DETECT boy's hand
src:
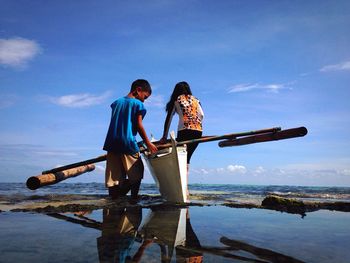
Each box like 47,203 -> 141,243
146,142 -> 158,154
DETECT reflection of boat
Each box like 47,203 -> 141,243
139,208 -> 203,262
141,208 -> 187,249
142,133 -> 188,203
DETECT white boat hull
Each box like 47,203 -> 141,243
143,138 -> 188,203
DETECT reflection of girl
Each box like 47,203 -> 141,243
176,209 -> 203,262
160,81 -> 204,165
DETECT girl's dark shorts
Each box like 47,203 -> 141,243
177,129 -> 202,164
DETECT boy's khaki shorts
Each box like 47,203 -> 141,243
105,152 -> 144,187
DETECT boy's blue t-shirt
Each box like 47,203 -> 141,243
103,97 -> 146,154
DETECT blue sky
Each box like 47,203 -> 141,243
1,0 -> 350,186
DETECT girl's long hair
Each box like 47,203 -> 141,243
165,81 -> 192,112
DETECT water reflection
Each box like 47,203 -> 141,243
139,208 -> 203,262
48,207 -> 305,263
97,206 -> 143,262
93,207 -> 202,262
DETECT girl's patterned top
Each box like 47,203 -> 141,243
173,94 -> 204,131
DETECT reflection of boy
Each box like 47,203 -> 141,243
103,79 -> 157,200
97,207 -> 142,263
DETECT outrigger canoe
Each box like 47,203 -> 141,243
27,127 -> 308,203
143,133 -> 188,203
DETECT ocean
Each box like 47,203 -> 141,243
1,182 -> 350,206
1,183 -> 350,263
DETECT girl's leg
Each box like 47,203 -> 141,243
177,130 -> 202,200
177,130 -> 202,163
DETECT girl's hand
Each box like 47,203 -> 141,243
159,137 -> 168,144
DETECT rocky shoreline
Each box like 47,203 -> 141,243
3,194 -> 350,217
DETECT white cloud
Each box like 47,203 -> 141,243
192,164 -> 247,175
94,164 -> 106,174
0,94 -> 18,109
216,167 -> 225,173
320,60 -> 350,72
34,151 -> 78,157
189,163 -> 350,186
144,94 -> 165,108
228,83 -> 259,93
50,91 -> 111,108
228,83 -> 287,93
200,168 -> 210,174
339,169 -> 350,176
254,166 -> 266,174
0,37 -> 41,68
227,164 -> 247,174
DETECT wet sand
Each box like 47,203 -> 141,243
1,196 -> 350,263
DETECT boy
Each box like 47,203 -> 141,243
103,79 -> 158,200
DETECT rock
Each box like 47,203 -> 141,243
261,195 -> 350,217
262,195 -> 309,216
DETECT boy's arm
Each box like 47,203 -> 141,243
136,114 -> 158,153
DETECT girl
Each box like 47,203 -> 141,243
160,81 -> 204,165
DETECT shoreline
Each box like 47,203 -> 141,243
2,194 -> 350,217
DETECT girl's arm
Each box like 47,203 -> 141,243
160,106 -> 175,142
136,114 -> 158,153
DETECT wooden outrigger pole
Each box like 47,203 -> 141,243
41,155 -> 106,175
157,127 -> 282,150
39,127 -> 282,176
26,126 -> 307,190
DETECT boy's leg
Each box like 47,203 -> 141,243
130,180 -> 141,199
108,185 -> 120,199
121,153 -> 144,200
108,182 -> 130,199
119,179 -> 131,196
105,152 -> 126,199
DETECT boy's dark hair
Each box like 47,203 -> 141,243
131,79 -> 152,94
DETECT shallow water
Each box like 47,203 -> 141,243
1,206 -> 350,262
1,183 -> 350,262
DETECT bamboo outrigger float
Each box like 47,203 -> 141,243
26,164 -> 95,190
26,126 -> 308,202
218,127 -> 307,147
